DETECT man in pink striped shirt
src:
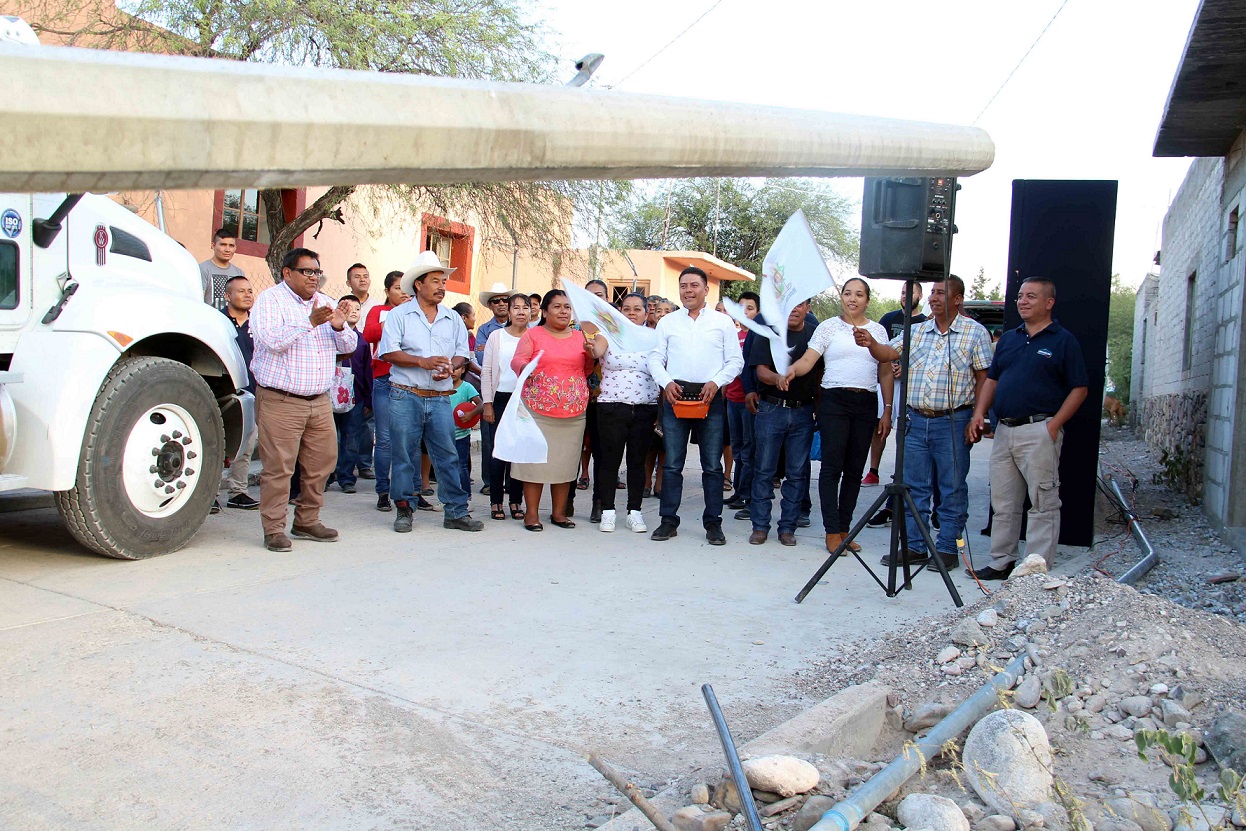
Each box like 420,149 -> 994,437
250,247 -> 358,552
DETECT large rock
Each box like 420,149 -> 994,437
1035,801 -> 1069,831
1096,819 -> 1144,831
673,805 -> 732,831
906,701 -> 956,733
1014,675 -> 1043,709
741,756 -> 820,798
1204,711 -> 1246,775
1119,696 -> 1154,718
744,681 -> 889,760
1013,554 -> 1048,577
899,794 -> 971,831
952,618 -> 990,647
978,817 -> 1018,831
963,710 -> 1053,814
795,796 -> 836,831
1170,805 -> 1224,831
1103,798 -> 1174,831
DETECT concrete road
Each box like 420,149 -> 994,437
0,447 -> 999,830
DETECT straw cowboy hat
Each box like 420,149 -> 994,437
477,281 -> 512,305
400,250 -> 456,297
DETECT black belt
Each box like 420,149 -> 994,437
908,404 -> 973,418
999,413 -> 1055,427
259,385 -> 322,401
762,394 -> 814,409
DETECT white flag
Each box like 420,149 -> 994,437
493,350 -> 547,464
759,209 -> 835,331
561,279 -> 658,353
721,296 -> 791,377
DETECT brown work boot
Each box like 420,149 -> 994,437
825,532 -> 844,554
845,537 -> 862,553
748,529 -> 767,545
264,532 -> 292,552
291,523 -> 339,542
778,532 -> 798,546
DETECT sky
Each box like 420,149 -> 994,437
539,0 -> 1199,297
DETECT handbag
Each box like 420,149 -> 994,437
810,431 -> 822,461
331,365 -> 355,413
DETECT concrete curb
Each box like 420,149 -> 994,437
0,488 -> 55,513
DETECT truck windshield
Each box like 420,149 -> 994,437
0,241 -> 17,309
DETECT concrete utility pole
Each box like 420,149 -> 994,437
0,43 -> 994,193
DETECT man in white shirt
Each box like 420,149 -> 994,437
647,267 -> 744,545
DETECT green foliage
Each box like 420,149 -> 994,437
1107,274 -> 1137,402
1135,727 -> 1245,831
609,178 -> 859,300
970,267 -> 1003,301
42,0 -> 616,279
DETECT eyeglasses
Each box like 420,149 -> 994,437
291,267 -> 324,278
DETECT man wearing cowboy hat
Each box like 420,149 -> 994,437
378,251 -> 483,533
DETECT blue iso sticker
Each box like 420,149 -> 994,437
1,209 -> 20,239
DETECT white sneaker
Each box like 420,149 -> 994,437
600,509 -> 616,532
626,510 -> 647,533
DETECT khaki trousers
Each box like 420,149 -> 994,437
988,419 -> 1063,568
256,386 -> 337,536
223,429 -> 258,496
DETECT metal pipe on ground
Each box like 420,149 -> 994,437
1101,475 -> 1160,585
809,654 -> 1028,831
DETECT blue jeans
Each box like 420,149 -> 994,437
372,376 -> 393,495
333,400 -> 366,487
455,435 -> 471,494
389,387 -> 470,518
357,410 -> 374,471
659,395 -> 727,527
749,401 -> 815,534
726,400 -> 755,499
903,408 -> 972,554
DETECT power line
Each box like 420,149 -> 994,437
610,0 -> 728,87
972,0 -> 1071,125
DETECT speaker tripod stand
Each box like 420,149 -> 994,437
794,283 -> 964,608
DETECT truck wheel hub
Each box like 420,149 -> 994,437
122,404 -> 203,517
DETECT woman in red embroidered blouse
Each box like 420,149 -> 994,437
509,290 -> 594,531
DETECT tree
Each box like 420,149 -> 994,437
970,267 -> 1003,301
1106,274 -> 1136,402
610,178 -> 858,303
26,0 -> 619,279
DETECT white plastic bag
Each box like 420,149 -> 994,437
331,365 -> 355,413
493,350 -> 547,464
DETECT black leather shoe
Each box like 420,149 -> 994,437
879,549 -> 929,567
936,551 -> 959,569
969,562 -> 1015,581
651,522 -> 678,541
725,494 -> 747,510
796,514 -> 811,528
866,509 -> 891,528
734,508 -> 751,521
590,500 -> 602,523
705,522 -> 726,546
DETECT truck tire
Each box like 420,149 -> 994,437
55,356 -> 225,559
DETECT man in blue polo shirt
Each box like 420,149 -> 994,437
967,276 -> 1088,579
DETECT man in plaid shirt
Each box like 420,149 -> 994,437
250,247 -> 358,552
855,275 -> 992,569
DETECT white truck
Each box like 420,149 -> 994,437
0,190 -> 253,559
0,16 -> 992,559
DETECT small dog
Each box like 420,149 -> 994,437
1103,395 -> 1127,426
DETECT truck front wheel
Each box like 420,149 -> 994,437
55,356 -> 225,559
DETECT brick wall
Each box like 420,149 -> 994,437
1137,148 -> 1245,531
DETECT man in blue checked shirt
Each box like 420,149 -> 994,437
854,275 -> 992,570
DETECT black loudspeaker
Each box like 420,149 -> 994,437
1004,179 -> 1117,548
859,177 -> 959,280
